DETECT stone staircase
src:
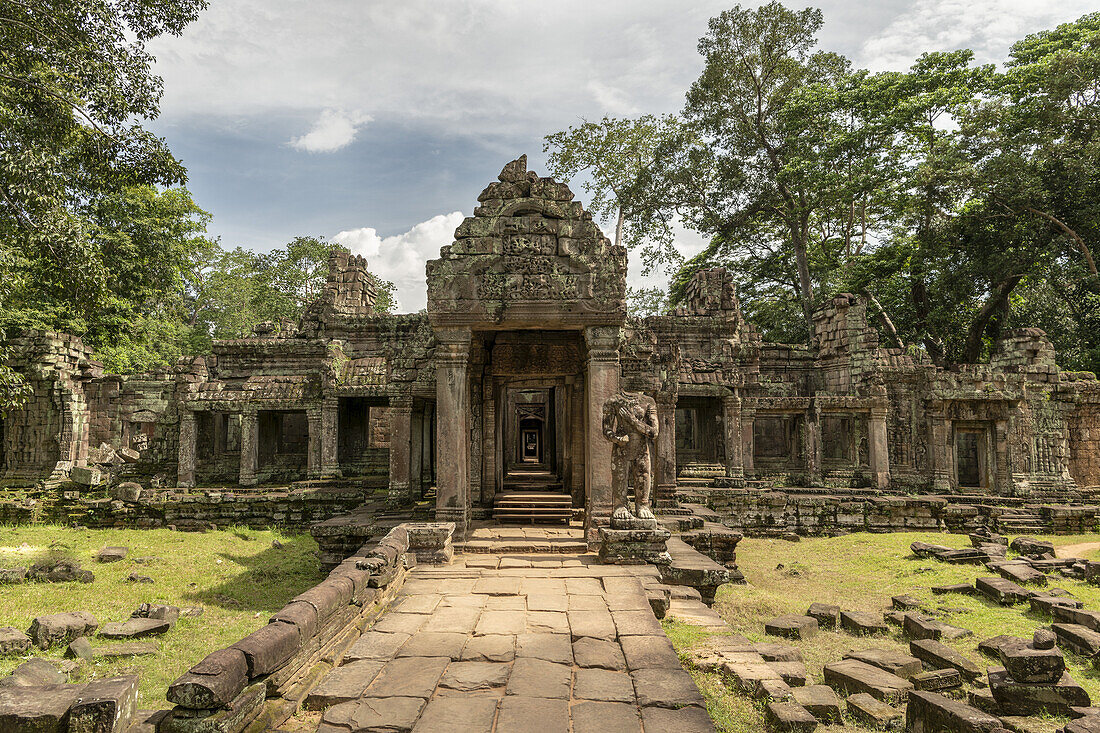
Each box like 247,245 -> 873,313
492,491 -> 572,524
994,511 -> 1046,535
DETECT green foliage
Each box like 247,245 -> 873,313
625,286 -> 670,317
548,4 -> 1100,372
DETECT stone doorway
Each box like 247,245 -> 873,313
956,428 -> 986,489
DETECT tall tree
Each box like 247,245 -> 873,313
543,115 -> 681,272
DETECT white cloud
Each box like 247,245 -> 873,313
859,0 -> 1095,70
334,212 -> 466,312
289,109 -> 371,153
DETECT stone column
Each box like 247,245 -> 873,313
868,406 -> 890,489
435,329 -> 472,533
307,406 -> 322,479
722,393 -> 745,486
654,394 -> 678,506
929,403 -> 952,492
320,398 -> 340,477
239,410 -> 258,487
741,407 -> 756,476
583,326 -> 621,544
388,398 -> 413,506
805,404 -> 823,485
177,410 -> 197,488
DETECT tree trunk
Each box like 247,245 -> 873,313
861,290 -> 904,350
614,206 -> 624,249
962,275 -> 1023,363
791,227 -> 815,338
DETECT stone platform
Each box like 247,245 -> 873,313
303,554 -> 715,732
460,522 -> 588,554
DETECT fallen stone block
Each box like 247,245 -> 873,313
68,674 -> 139,733
978,634 -> 1024,658
905,690 -> 1002,733
0,628 -> 31,656
764,701 -> 818,732
966,688 -> 1000,715
770,661 -> 808,687
844,648 -> 922,679
98,618 -> 169,639
66,637 -> 94,661
1010,536 -> 1055,557
1052,623 -> 1100,657
891,594 -> 922,611
988,666 -> 1091,715
999,638 -> 1065,683
1,659 -> 66,687
791,684 -> 841,724
754,643 -> 803,663
997,562 -> 1047,587
70,466 -> 102,486
0,683 -> 85,732
822,659 -> 912,704
903,613 -> 971,642
1030,595 -> 1082,615
911,542 -> 952,558
93,642 -> 158,659
1052,605 -> 1100,632
908,639 -> 981,681
806,603 -> 839,629
840,611 -> 887,636
723,661 -> 783,694
765,615 -> 818,641
910,668 -> 961,691
975,576 -> 1030,605
931,583 -> 975,596
845,692 -> 903,730
757,677 -> 793,702
28,612 -> 99,649
95,547 -> 128,563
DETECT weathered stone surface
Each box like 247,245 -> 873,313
976,576 -> 1030,605
461,634 -> 515,663
822,659 -> 913,703
791,685 -> 841,723
66,637 -> 93,661
570,700 -> 642,733
844,648 -> 922,679
640,705 -> 716,733
413,697 -> 498,732
98,618 -> 169,640
619,635 -> 680,671
496,696 -> 569,733
573,668 -> 635,703
362,656 -> 449,699
892,594 -> 922,611
754,643 -> 803,662
997,562 -> 1047,587
771,661 -> 808,687
632,667 -> 705,709
905,690 -> 1002,733
438,661 -> 510,692
0,627 -> 31,656
93,642 -> 157,659
909,639 -> 982,681
344,631 -> 411,662
304,660 -> 384,709
911,668 -> 962,691
572,637 -> 626,671
806,603 -> 840,628
506,658 -> 571,699
765,701 -> 818,732
840,611 -> 888,636
1052,623 -> 1100,657
68,674 -> 139,733
0,683 -> 85,733
1010,537 -> 1055,557
844,692 -> 903,730
999,640 -> 1065,683
2,659 -> 66,687
397,632 -> 467,660
168,648 -> 248,709
322,696 -> 426,732
28,612 -> 99,649
231,621 -> 300,677
94,547 -> 128,563
978,634 -> 1025,658
515,633 -> 573,665
988,667 -> 1091,715
765,615 -> 818,641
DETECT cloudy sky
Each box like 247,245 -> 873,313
146,0 -> 1094,311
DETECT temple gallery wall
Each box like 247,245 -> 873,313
3,156 -> 1100,537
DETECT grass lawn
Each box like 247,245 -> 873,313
0,524 -> 323,709
665,530 -> 1100,733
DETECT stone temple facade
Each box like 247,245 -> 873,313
3,156 -> 1100,537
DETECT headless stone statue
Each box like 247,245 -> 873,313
602,391 -> 659,528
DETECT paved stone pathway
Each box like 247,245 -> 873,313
307,555 -> 716,732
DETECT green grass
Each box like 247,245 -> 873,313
0,524 -> 323,709
665,531 -> 1100,733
